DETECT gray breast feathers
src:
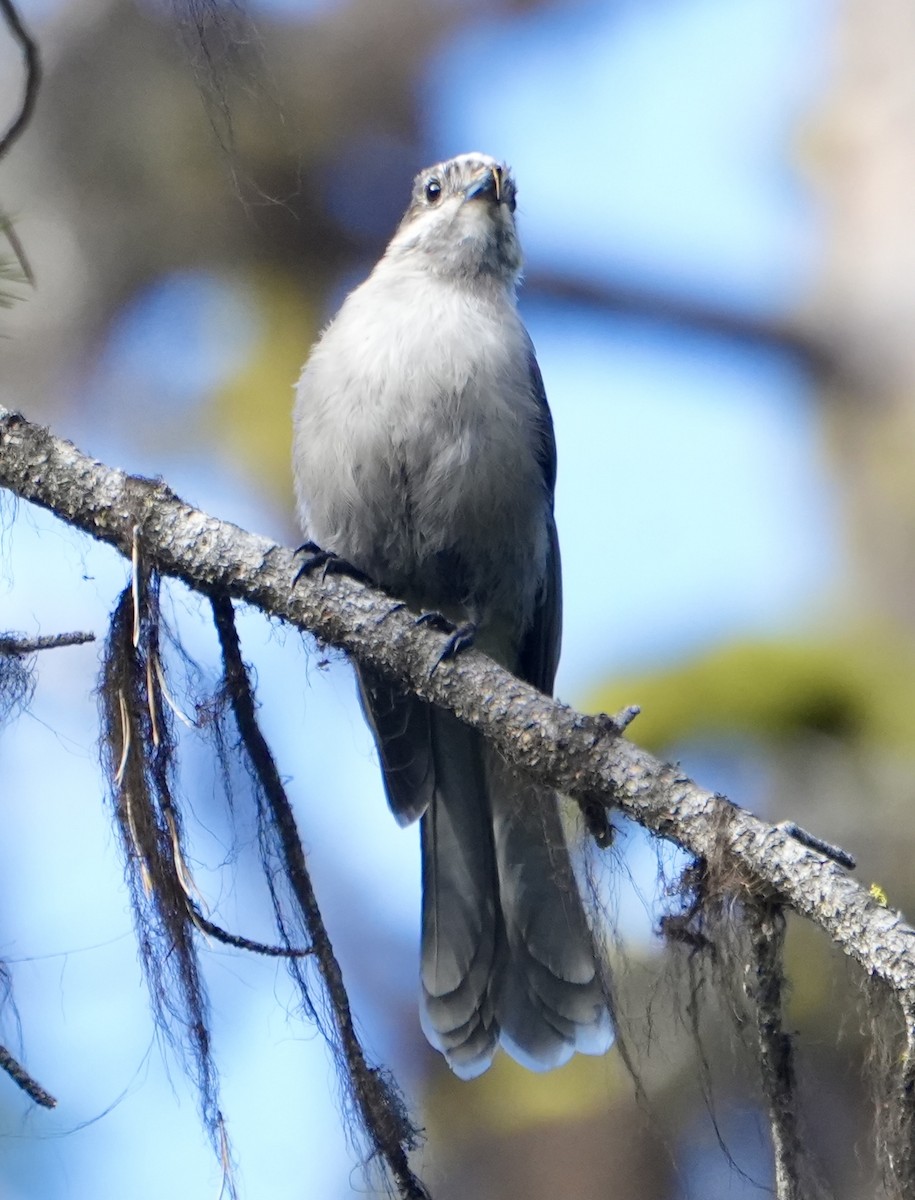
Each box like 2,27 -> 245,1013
293,269 -> 551,627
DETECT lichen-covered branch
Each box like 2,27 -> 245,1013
1,404 -> 913,1001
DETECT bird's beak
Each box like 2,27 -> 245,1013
465,165 -> 503,204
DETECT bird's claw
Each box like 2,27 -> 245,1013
429,621 -> 477,676
415,610 -> 455,634
293,542 -> 370,586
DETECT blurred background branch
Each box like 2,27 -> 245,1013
0,0 -> 40,161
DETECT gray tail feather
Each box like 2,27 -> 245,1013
419,711 -> 613,1078
419,710 -> 500,1078
488,755 -> 614,1070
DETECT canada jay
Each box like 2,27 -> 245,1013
292,152 -> 612,1077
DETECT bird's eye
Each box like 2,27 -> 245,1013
424,177 -> 442,204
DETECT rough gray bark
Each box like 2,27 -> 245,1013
1,404 -> 912,994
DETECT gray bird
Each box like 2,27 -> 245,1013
292,152 -> 613,1078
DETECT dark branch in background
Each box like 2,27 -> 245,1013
210,595 -> 428,1200
5,406 -> 915,1193
0,0 -> 41,162
525,270 -> 837,382
0,0 -> 39,291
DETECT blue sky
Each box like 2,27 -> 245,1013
427,0 -> 829,309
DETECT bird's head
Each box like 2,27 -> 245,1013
384,153 -> 522,284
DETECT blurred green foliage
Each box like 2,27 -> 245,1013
588,625 -> 915,755
427,1048 -> 628,1143
207,270 -> 318,503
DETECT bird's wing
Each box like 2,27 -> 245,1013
355,666 -> 434,826
515,345 -> 562,695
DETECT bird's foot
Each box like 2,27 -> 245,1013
439,622 -> 477,660
293,541 -> 370,586
414,610 -> 455,635
416,611 -> 477,675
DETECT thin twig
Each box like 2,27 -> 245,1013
0,1043 -> 56,1108
0,631 -> 95,655
778,821 -> 856,871
186,901 -> 314,959
0,0 -> 41,162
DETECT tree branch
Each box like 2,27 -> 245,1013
0,404 -> 912,1000
0,1042 -> 55,1108
0,631 -> 95,655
